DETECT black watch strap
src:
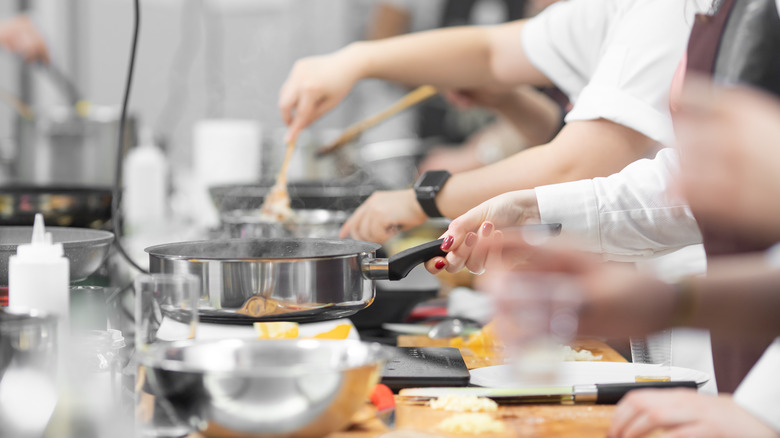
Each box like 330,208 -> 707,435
414,170 -> 451,218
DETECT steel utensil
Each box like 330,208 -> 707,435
138,339 -> 390,438
399,381 -> 699,405
146,238 -> 446,324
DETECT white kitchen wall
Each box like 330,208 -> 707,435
34,0 -> 389,175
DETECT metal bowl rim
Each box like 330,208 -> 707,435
139,338 -> 391,376
0,226 -> 114,250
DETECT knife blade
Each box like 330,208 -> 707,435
398,381 -> 698,405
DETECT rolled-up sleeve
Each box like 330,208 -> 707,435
523,0 -> 698,145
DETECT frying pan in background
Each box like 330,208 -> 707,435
219,208 -> 350,239
0,226 -> 114,285
209,179 -> 375,213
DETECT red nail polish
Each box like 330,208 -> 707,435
441,235 -> 454,251
435,259 -> 446,270
465,233 -> 477,247
481,222 -> 494,235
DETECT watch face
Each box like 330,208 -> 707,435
417,171 -> 451,191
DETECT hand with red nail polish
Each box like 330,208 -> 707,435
429,190 -> 541,275
441,235 -> 455,251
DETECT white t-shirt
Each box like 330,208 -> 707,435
522,0 -> 710,146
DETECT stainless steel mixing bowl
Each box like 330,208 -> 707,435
138,339 -> 390,438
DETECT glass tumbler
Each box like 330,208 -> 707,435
630,329 -> 673,382
490,272 -> 582,384
133,273 -> 199,437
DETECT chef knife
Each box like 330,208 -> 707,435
399,381 -> 698,405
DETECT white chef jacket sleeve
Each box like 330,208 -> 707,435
734,338 -> 780,433
534,148 -> 702,260
523,0 -> 696,145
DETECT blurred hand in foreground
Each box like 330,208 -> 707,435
477,238 -> 678,339
0,15 -> 49,64
677,82 -> 780,244
609,389 -> 778,438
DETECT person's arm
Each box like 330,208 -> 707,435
0,14 -> 50,64
506,244 -> 780,341
682,253 -> 780,343
279,20 -> 551,141
355,21 -> 551,88
340,119 -> 654,243
436,119 -> 655,218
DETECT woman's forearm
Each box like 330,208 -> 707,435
435,120 -> 655,218
347,21 -> 550,89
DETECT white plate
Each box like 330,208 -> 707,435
470,362 -> 710,388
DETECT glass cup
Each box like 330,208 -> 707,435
630,330 -> 673,382
490,272 -> 582,384
133,273 -> 199,437
70,286 -> 109,331
0,308 -> 59,437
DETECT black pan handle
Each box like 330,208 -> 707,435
387,239 -> 446,281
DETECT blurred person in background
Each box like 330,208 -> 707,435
279,0 -> 709,244
0,14 -> 49,64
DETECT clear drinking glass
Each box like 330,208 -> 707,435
133,273 -> 199,437
0,308 -> 59,437
490,272 -> 582,384
630,329 -> 673,382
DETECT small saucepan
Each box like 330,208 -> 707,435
146,237 -> 446,324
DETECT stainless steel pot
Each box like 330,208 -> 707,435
146,238 -> 445,324
219,209 -> 350,239
14,106 -> 136,187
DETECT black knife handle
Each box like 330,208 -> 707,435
595,381 -> 698,405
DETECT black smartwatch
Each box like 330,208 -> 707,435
414,170 -> 451,218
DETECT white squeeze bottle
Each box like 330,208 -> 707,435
123,128 -> 168,234
9,213 -> 70,334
